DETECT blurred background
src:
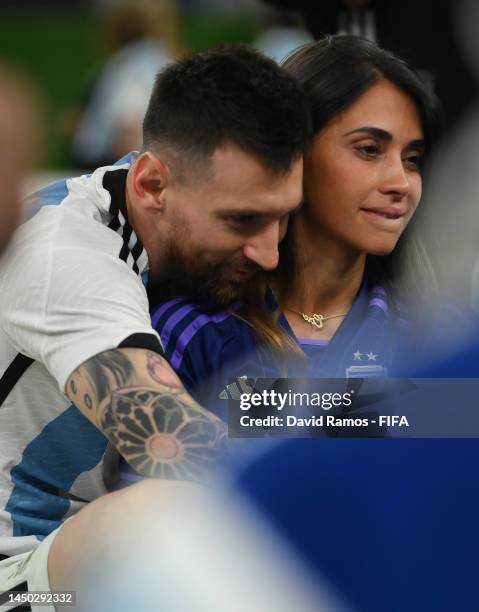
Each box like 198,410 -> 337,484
0,0 -> 311,175
0,0 -> 475,167
1,0 -> 479,304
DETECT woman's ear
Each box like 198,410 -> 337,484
130,151 -> 171,212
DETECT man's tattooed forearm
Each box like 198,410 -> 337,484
68,348 -> 229,483
99,386 -> 228,483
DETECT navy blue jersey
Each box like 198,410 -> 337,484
151,280 -> 478,421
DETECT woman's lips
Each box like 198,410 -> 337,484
360,206 -> 407,220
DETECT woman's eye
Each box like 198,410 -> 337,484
403,154 -> 423,170
356,144 -> 379,157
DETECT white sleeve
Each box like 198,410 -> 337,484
0,212 -> 161,392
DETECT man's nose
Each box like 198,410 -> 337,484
242,223 -> 280,271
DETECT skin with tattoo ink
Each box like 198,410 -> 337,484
146,351 -> 183,388
67,349 -> 228,484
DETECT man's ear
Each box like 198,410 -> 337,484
130,151 -> 171,212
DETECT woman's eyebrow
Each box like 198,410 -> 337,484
343,126 -> 392,140
344,126 -> 425,149
407,139 -> 426,150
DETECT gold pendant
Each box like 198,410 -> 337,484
301,313 -> 324,330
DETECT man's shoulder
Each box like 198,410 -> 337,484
7,196 -> 120,267
13,158 -> 139,267
26,154 -> 134,221
0,165 -> 146,327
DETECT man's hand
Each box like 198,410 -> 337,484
66,348 -> 229,484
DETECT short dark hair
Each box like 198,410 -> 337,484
142,43 -> 312,175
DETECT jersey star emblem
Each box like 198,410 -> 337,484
367,352 -> 378,361
353,350 -> 363,360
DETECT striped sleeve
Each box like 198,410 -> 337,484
151,299 -> 237,396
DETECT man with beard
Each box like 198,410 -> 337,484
145,168 -> 270,310
0,44 -> 309,609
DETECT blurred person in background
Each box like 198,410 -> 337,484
232,435 -> 479,612
418,0 -> 479,309
0,44 -> 310,611
0,65 -> 38,255
252,5 -> 313,64
398,0 -> 479,371
72,472 -> 351,612
68,436 -> 479,612
147,36 -> 476,428
70,0 -> 184,170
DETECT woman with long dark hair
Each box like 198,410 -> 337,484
275,34 -> 441,320
149,36 -> 468,420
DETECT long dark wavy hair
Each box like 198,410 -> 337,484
273,34 -> 443,310
241,35 -> 444,357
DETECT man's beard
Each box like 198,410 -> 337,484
147,228 -> 261,310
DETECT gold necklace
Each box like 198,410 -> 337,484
285,307 -> 348,330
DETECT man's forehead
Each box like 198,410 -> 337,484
209,143 -> 302,180
181,148 -> 303,217
215,200 -> 303,218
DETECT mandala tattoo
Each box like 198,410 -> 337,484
100,386 -> 229,481
70,349 -> 230,483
